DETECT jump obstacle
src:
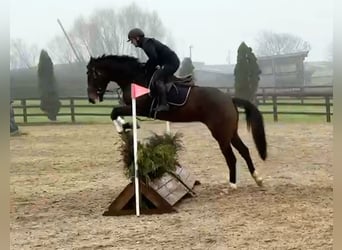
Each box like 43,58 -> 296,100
104,84 -> 199,216
103,164 -> 200,216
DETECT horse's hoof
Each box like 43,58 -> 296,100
122,122 -> 140,130
256,178 -> 263,187
122,123 -> 132,130
229,183 -> 237,190
253,171 -> 263,187
113,120 -> 123,133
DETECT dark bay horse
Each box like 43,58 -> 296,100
86,54 -> 267,189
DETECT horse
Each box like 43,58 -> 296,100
86,54 -> 267,189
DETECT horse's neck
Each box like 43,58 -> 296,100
118,73 -> 148,88
135,74 -> 149,87
115,73 -> 148,93
106,60 -> 148,89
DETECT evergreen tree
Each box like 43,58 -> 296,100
247,47 -> 261,103
178,57 -> 195,76
37,50 -> 61,121
234,42 -> 261,103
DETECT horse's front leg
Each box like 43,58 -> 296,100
110,105 -> 141,133
110,105 -> 132,133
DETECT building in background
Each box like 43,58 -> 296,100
10,51 -> 331,99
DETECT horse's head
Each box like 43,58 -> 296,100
86,56 -> 112,104
86,54 -> 145,104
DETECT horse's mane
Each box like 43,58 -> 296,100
89,54 -> 141,68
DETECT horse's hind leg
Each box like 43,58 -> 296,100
222,144 -> 238,189
231,132 -> 263,187
210,126 -> 238,189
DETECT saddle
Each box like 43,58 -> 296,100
169,74 -> 194,86
148,72 -> 195,94
147,71 -> 194,117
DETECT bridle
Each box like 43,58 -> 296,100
87,66 -> 107,97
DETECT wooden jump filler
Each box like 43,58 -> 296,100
103,165 -> 200,216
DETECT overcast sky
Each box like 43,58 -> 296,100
10,0 -> 333,64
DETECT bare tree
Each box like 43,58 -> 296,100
68,15 -> 92,59
255,30 -> 311,56
47,35 -> 76,64
47,3 -> 173,63
10,39 -> 39,69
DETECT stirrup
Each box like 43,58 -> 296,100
155,104 -> 169,112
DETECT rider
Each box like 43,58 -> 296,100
127,28 -> 180,112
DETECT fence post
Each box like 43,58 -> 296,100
21,99 -> 27,123
325,96 -> 331,123
70,98 -> 75,123
300,86 -> 304,104
272,95 -> 278,122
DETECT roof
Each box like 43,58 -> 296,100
257,51 -> 309,61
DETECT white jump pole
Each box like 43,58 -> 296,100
131,97 -> 140,216
131,83 -> 150,217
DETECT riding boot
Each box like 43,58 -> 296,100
155,81 -> 170,112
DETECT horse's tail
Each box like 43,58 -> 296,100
232,98 -> 267,160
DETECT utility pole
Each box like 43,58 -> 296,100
57,18 -> 84,63
227,49 -> 231,65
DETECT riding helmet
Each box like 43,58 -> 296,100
127,28 -> 145,42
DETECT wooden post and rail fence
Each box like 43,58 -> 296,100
12,85 -> 333,124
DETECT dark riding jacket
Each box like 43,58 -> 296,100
138,37 -> 180,78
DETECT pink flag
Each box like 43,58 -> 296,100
131,83 -> 150,98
